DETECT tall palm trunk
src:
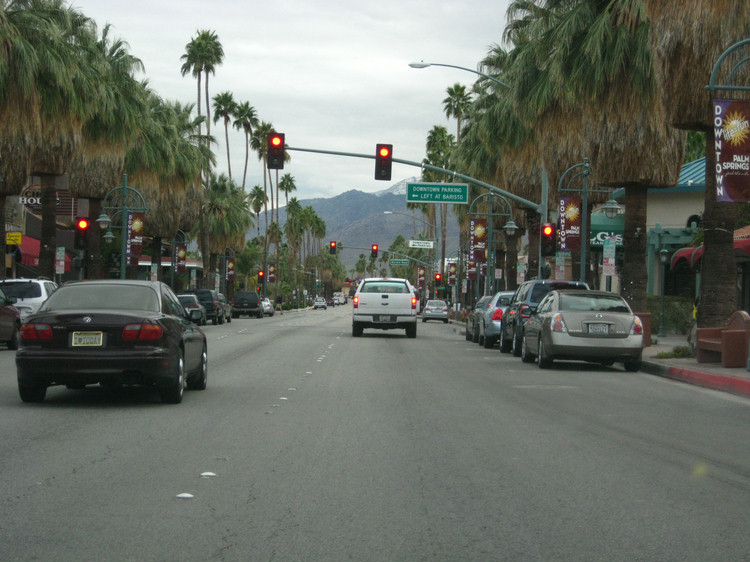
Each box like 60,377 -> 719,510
699,126 -> 738,327
620,187 -> 649,312
39,175 -> 57,279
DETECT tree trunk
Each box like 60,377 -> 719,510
621,186 -> 649,312
699,126 -> 737,327
39,174 -> 57,279
151,235 -> 162,282
88,199 -> 103,279
525,210 -> 540,281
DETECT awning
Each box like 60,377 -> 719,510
671,239 -> 750,269
17,237 -> 72,271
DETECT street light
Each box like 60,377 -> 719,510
96,174 -> 148,280
658,248 -> 669,338
408,61 -> 510,89
468,193 -> 517,296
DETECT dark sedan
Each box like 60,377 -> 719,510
16,280 -> 207,404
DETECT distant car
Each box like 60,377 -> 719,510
422,299 -> 449,323
314,296 -> 327,310
183,288 -> 226,325
520,289 -> 644,371
178,294 -> 207,325
466,295 -> 493,343
217,293 -> 232,323
261,297 -> 274,316
0,278 -> 57,320
326,297 -> 335,307
16,280 -> 207,403
501,279 -> 590,356
231,290 -> 263,319
479,291 -> 514,349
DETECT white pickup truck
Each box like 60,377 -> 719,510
352,277 -> 418,338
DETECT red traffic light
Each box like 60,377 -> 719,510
371,244 -> 378,258
77,218 -> 90,230
378,145 -> 390,158
329,241 -> 337,254
258,270 -> 265,278
434,273 -> 442,282
375,143 -> 393,181
267,133 -> 285,170
542,224 -> 554,236
270,135 -> 282,147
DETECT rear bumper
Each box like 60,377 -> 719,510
353,314 -> 416,330
547,333 -> 643,361
16,347 -> 176,388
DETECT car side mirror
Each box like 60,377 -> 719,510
188,308 -> 203,323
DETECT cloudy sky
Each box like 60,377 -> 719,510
71,0 -> 512,200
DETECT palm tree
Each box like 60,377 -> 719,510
250,121 -> 275,239
233,101 -> 259,189
212,91 -> 238,180
646,0 -> 750,327
180,29 -> 224,286
249,185 -> 267,240
423,125 -> 456,277
0,0 -> 103,277
443,83 -> 472,141
278,173 -> 297,219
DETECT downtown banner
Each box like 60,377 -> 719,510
714,99 -> 750,202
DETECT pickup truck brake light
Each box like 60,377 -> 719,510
411,297 -> 417,309
353,296 -> 359,308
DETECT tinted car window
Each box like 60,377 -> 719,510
42,284 -> 160,312
0,282 -> 42,298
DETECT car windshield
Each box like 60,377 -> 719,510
560,293 -> 630,313
0,282 -> 42,298
41,284 -> 160,312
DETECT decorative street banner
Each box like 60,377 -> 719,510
558,195 -> 581,252
175,243 -> 187,274
469,218 -> 487,263
268,264 -> 276,283
225,258 -> 235,282
714,99 -> 750,202
126,212 -> 144,266
448,262 -> 457,286
417,266 -> 426,289
467,261 -> 477,281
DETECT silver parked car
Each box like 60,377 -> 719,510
466,295 -> 492,343
479,291 -> 514,349
422,299 -> 449,323
520,290 -> 644,371
261,297 -> 274,316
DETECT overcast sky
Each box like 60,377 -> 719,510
71,0 -> 512,200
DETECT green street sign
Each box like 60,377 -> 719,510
389,259 -> 410,266
407,182 -> 468,204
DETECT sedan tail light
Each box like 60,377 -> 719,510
519,304 -> 532,319
122,323 -> 163,341
491,309 -> 504,321
631,316 -> 643,335
551,313 -> 567,333
21,324 -> 53,341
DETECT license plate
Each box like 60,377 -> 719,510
375,315 -> 395,323
588,323 -> 609,334
72,331 -> 103,347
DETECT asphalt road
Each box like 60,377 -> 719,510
1,305 -> 750,561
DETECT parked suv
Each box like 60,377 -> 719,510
232,290 -> 263,318
500,279 -> 589,356
183,289 -> 227,325
0,278 -> 57,320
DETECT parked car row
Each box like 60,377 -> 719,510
466,279 -> 644,372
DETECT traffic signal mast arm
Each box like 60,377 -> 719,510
336,244 -> 436,268
284,145 -> 544,214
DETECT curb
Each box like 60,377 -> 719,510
641,360 -> 750,398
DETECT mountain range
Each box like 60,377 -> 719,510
267,177 -> 460,274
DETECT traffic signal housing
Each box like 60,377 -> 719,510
329,241 -> 337,255
371,244 -> 378,258
75,217 -> 90,249
374,143 -> 392,181
541,223 -> 557,257
267,133 -> 285,169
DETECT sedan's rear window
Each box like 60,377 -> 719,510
560,294 -> 630,313
42,284 -> 160,312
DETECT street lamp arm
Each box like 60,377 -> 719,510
409,61 -> 510,89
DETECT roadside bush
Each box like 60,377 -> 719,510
646,295 -> 693,335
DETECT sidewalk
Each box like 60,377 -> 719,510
642,334 -> 750,398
